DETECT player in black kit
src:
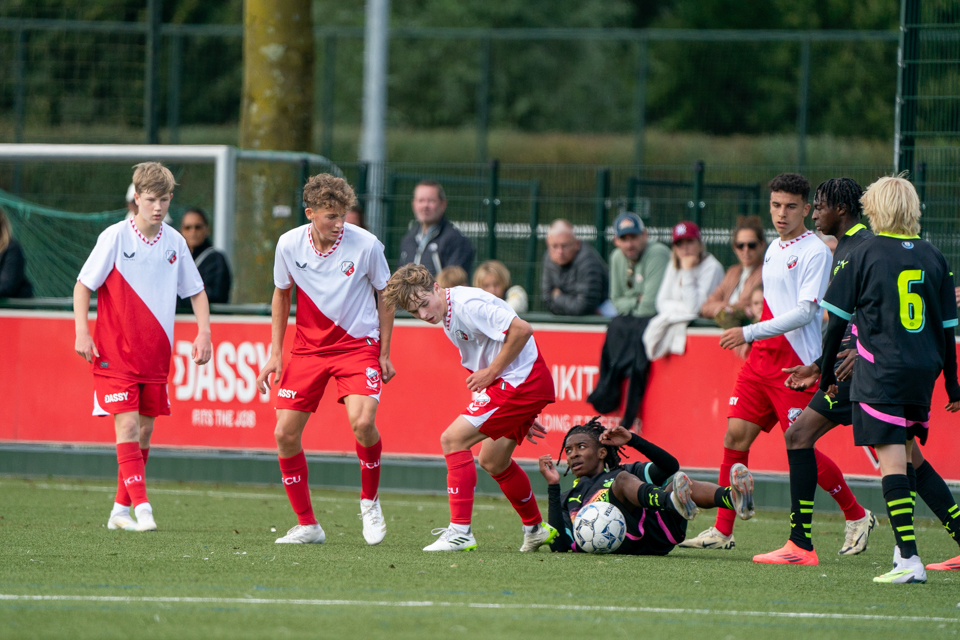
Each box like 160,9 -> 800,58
538,419 -> 754,555
818,176 -> 960,583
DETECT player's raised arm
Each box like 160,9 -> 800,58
465,316 -> 533,392
189,289 -> 212,365
257,286 -> 292,394
73,280 -> 98,363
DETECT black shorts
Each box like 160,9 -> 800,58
610,492 -> 687,557
852,402 -> 930,447
807,379 -> 853,426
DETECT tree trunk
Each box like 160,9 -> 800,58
235,0 -> 313,303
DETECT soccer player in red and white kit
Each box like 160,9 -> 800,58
382,264 -> 557,552
256,174 -> 394,546
74,162 -> 212,533
681,173 -> 873,553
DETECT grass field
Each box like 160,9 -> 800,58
2,476 -> 959,640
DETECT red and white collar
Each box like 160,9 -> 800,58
308,225 -> 343,259
443,288 -> 453,329
129,217 -> 163,246
778,229 -> 813,249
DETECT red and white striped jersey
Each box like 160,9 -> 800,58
274,222 -> 390,356
78,218 -> 204,382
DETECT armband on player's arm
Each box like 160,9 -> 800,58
628,433 -> 679,484
942,328 -> 960,402
818,313 -> 847,392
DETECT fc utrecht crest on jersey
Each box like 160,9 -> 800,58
788,407 -> 803,423
365,367 -> 380,389
165,250 -> 177,264
786,255 -> 798,270
468,393 -> 491,412
340,261 -> 355,276
455,329 -> 470,341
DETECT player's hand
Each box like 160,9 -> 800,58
826,384 -> 838,397
192,331 -> 212,366
734,343 -> 750,360
835,349 -> 856,382
256,355 -> 283,394
75,332 -> 99,363
946,400 -> 960,413
379,354 -> 396,384
538,455 -> 560,485
525,419 -> 547,445
599,425 -> 632,447
719,327 -> 746,349
466,367 -> 498,393
783,363 -> 820,390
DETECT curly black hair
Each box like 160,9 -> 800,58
559,417 -> 624,476
815,177 -> 863,219
769,173 -> 810,201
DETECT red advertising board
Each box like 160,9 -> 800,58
1,310 -> 958,480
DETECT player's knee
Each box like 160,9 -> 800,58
784,424 -> 812,449
478,451 -> 509,476
274,424 -> 299,449
349,414 -> 377,439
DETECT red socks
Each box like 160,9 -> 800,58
116,442 -> 149,507
491,460 -> 542,526
356,439 -> 382,501
115,448 -> 149,507
714,447 -> 749,536
445,451 -> 476,525
279,451 -> 317,525
814,448 -> 866,521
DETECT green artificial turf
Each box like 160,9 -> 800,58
1,477 -> 959,640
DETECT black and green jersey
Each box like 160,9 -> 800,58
831,223 -> 874,353
821,233 -> 958,405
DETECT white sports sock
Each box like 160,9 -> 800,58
522,523 -> 540,534
111,503 -> 131,517
134,503 -> 153,520
449,522 -> 471,534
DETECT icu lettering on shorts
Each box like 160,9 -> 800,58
103,392 -> 130,403
173,340 -> 271,404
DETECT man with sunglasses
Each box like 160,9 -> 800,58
179,207 -> 232,309
587,212 -> 670,427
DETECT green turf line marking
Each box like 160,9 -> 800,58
1,595 -> 958,624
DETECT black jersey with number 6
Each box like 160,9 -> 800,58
821,234 -> 958,406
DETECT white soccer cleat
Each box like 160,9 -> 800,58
107,512 -> 137,531
275,523 -> 326,544
519,522 -> 558,552
423,527 -> 477,552
838,509 -> 877,556
359,498 -> 386,546
669,472 -> 699,521
677,526 -> 735,550
874,551 -> 926,584
730,463 -> 755,521
134,510 -> 157,532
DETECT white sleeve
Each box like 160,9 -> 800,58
366,238 -> 391,291
467,298 -> 515,343
797,245 -> 831,304
273,239 -> 293,290
77,228 -> 118,291
176,235 -> 205,299
743,300 -> 819,342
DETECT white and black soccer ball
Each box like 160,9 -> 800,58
573,502 -> 626,554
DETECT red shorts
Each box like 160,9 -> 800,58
727,366 -> 813,433
93,375 -> 170,418
276,344 -> 382,413
462,358 -> 555,444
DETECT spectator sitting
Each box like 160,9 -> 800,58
643,220 -> 724,361
749,283 -> 764,322
702,215 -> 766,329
177,207 -> 232,311
436,265 -> 468,288
398,180 -> 474,276
473,259 -> 528,314
541,219 -> 609,316
587,212 -> 670,427
346,204 -> 366,230
0,207 -> 33,298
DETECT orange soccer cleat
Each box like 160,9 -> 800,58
753,540 -> 819,565
926,554 -> 960,571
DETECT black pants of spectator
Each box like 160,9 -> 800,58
587,315 -> 650,428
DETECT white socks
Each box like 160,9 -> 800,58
134,502 -> 153,520
449,522 -> 471,534
111,502 -> 131,517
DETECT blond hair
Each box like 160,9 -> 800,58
473,260 -> 511,290
303,174 -> 356,213
382,264 -> 435,312
132,162 -> 176,197
860,175 -> 921,236
0,207 -> 11,254
436,265 -> 468,288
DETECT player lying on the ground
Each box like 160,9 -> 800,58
818,175 -> 960,584
74,162 -> 212,533
538,419 -> 754,555
382,264 -> 557,553
683,173 -> 873,553
256,174 -> 394,546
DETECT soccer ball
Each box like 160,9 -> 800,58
573,502 -> 626,554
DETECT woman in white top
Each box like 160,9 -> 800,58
643,220 -> 724,360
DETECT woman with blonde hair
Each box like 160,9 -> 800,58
0,207 -> 34,298
473,259 -> 528,313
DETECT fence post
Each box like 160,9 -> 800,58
144,0 -> 162,144
487,159 -> 499,260
13,28 -> 25,194
525,180 -> 540,298
690,161 -> 705,226
321,36 -> 337,159
634,38 -> 648,168
476,37 -> 491,163
167,34 -> 181,144
594,167 -> 610,257
796,38 -> 811,173
895,0 -> 921,174
916,161 -> 927,210
297,159 -> 310,226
